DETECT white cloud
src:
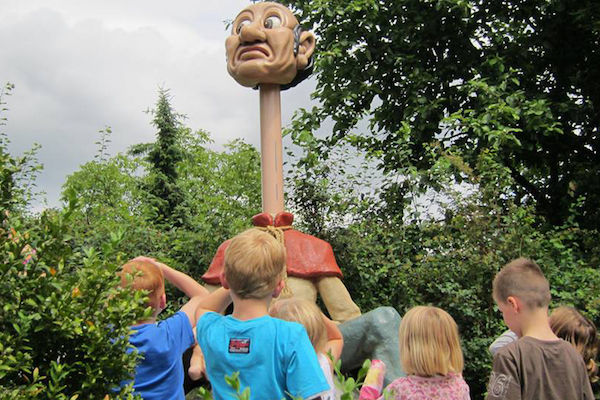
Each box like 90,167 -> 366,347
0,0 -> 317,209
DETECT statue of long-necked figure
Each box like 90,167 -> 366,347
202,1 -> 362,325
198,2 -> 404,387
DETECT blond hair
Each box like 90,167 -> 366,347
550,306 -> 599,383
224,228 -> 286,299
269,298 -> 327,352
119,259 -> 164,310
399,306 -> 464,377
493,258 -> 551,308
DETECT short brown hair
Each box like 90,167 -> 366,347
224,228 -> 286,299
269,298 -> 327,352
399,306 -> 464,377
550,306 -> 599,382
493,258 -> 551,308
119,259 -> 164,309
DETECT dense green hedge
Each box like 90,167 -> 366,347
0,85 -> 148,398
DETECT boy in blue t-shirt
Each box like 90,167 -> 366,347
120,257 -> 231,400
196,229 -> 329,400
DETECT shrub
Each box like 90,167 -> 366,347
0,116 -> 149,399
0,197 -> 150,399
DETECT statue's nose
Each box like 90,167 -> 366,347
239,23 -> 266,43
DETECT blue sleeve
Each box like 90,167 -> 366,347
163,311 -> 195,354
285,327 -> 329,399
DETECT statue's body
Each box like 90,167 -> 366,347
202,212 -> 361,323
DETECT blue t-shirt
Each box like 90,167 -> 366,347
197,312 -> 329,400
128,311 -> 195,400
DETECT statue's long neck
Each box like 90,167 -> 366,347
259,83 -> 284,215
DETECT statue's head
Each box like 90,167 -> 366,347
225,2 -> 316,89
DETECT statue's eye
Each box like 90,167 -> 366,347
264,15 -> 282,29
236,19 -> 251,34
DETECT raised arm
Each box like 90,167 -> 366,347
174,288 -> 231,328
193,287 -> 232,324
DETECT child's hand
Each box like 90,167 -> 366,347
132,255 -> 158,264
132,256 -> 167,271
188,345 -> 207,381
322,313 -> 344,365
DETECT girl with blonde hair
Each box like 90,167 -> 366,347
383,306 -> 470,399
270,298 -> 343,400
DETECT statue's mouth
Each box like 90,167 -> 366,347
238,45 -> 270,60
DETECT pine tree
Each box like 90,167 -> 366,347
145,88 -> 185,226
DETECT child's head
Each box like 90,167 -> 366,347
223,228 -> 286,300
119,259 -> 166,315
399,306 -> 464,377
269,298 -> 327,353
492,258 -> 551,335
550,306 -> 599,382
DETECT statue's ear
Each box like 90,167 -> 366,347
296,30 -> 316,70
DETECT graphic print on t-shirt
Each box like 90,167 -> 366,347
228,338 -> 250,354
488,371 -> 511,398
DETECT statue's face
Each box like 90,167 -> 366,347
225,2 -> 314,87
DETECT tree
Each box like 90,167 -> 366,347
281,0 -> 600,228
131,88 -> 186,226
62,156 -> 148,223
173,130 -> 262,273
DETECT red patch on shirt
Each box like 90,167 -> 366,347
229,338 -> 250,354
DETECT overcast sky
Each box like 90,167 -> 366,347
0,0 -> 318,209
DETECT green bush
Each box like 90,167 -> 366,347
0,195 -> 150,399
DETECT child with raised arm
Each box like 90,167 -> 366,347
195,228 -> 329,400
381,305 -> 470,400
119,257 -> 231,400
270,297 -> 344,400
487,258 -> 594,399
